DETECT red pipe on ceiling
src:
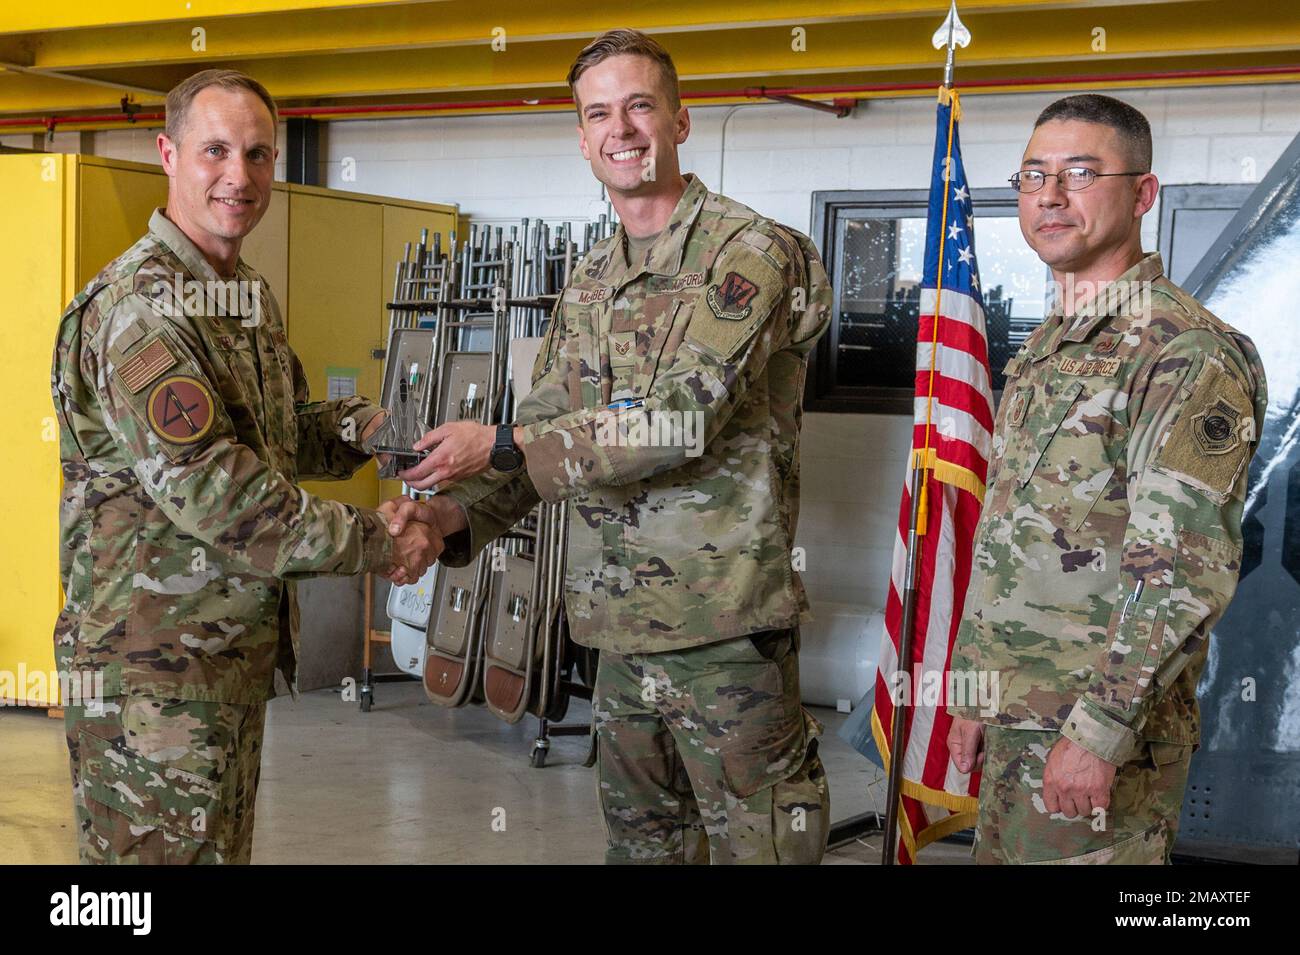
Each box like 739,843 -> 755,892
0,63 -> 1296,130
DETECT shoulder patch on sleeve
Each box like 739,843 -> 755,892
145,375 -> 216,446
687,242 -> 784,362
1152,354 -> 1256,503
706,272 -> 761,321
100,303 -> 224,462
115,335 -> 178,394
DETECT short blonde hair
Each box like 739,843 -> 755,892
165,69 -> 278,143
566,29 -> 680,113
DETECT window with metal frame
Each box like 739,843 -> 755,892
1156,183 -> 1254,286
806,188 -> 1050,414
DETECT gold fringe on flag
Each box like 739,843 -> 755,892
911,447 -> 987,501
872,707 -> 979,859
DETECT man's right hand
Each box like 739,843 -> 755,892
947,716 -> 986,774
379,495 -> 468,586
380,494 -> 468,539
386,518 -> 443,586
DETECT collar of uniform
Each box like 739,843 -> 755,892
610,173 -> 709,279
148,208 -> 226,285
148,208 -> 257,321
1061,252 -> 1165,343
1022,312 -> 1066,364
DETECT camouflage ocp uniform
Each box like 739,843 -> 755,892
949,253 -> 1266,864
439,175 -> 832,863
52,209 -> 394,863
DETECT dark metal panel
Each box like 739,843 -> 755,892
285,116 -> 321,186
1179,128 -> 1300,862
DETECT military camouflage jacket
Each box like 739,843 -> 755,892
52,209 -> 393,703
949,253 -> 1266,764
441,175 -> 831,654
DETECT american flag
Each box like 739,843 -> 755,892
870,88 -> 993,863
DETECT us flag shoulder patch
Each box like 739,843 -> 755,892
117,337 -> 178,394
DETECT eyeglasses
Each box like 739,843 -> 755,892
1009,167 -> 1146,194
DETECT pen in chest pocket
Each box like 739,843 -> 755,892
1121,577 -> 1146,623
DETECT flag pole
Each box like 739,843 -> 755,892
880,0 -> 970,867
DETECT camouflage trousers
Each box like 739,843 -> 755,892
64,694 -> 266,864
592,628 -> 830,865
975,726 -> 1192,865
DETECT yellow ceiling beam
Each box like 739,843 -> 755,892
2,56 -> 1295,132
0,71 -> 143,112
0,59 -> 168,98
0,0 -> 1197,70
5,46 -> 1291,120
41,2 -> 1296,104
0,0 -> 1206,37
0,1 -> 436,36
0,0 -> 1293,117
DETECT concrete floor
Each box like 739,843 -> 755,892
0,683 -> 971,865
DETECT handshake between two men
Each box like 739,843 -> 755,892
372,418 -> 500,587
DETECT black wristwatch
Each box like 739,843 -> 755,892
489,423 -> 524,473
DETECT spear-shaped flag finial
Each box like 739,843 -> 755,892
931,0 -> 971,88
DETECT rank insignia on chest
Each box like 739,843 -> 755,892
706,271 -> 759,321
1093,334 -> 1120,354
1007,385 -> 1033,427
1058,356 -> 1121,377
613,338 -> 633,356
1193,399 -> 1244,455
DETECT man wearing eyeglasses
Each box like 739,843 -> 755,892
945,94 -> 1266,864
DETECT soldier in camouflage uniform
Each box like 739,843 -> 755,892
52,70 -> 437,863
388,30 -> 832,863
947,95 -> 1266,864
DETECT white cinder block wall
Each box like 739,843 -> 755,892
0,123 -> 292,180
314,86 -> 1296,613
13,84 -> 1298,614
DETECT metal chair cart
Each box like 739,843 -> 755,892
361,215 -> 612,769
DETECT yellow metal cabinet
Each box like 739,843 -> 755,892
239,189 -> 289,312
0,154 -> 76,708
289,190 -> 384,509
0,154 -> 457,705
76,163 -> 169,282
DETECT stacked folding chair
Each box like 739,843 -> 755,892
376,214 -> 613,765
